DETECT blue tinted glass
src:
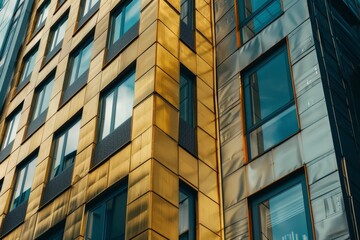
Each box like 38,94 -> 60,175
180,71 -> 195,127
115,72 -> 135,128
124,0 -> 140,33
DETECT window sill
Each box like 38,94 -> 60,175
91,117 -> 132,170
0,141 -> 14,163
59,70 -> 89,107
105,22 -> 139,65
42,42 -> 63,69
0,200 -> 28,238
75,2 -> 100,34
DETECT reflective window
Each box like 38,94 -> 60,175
34,1 -> 50,32
99,70 -> 135,140
47,15 -> 67,54
80,0 -> 99,18
31,74 -> 54,121
244,45 -> 298,159
180,68 -> 196,128
50,119 -> 81,179
238,0 -> 282,42
86,186 -> 127,240
1,109 -> 20,151
180,0 -> 195,48
19,47 -> 38,85
109,0 -> 140,46
9,156 -> 36,211
58,0 -> 66,7
251,175 -> 313,240
66,38 -> 93,88
179,183 -> 196,240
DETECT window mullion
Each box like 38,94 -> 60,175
111,88 -> 118,132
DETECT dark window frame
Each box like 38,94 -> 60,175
243,43 -> 299,160
17,44 -> 39,92
179,65 -> 197,156
106,0 -> 140,63
60,33 -> 94,106
92,65 -> 135,169
250,172 -> 314,240
35,220 -> 65,240
179,181 -> 197,240
32,0 -> 50,36
77,0 -> 100,30
180,0 -> 195,50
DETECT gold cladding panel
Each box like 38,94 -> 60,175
128,160 -> 151,204
51,190 -> 71,226
86,161 -> 109,201
131,230 -> 168,240
154,95 -> 179,140
155,67 -> 179,109
72,144 -> 93,184
68,175 -> 88,214
26,184 -> 43,218
130,127 -> 153,170
158,0 -> 179,36
64,205 -> 84,240
35,202 -> 53,238
179,147 -> 199,188
197,128 -> 217,170
156,44 -> 180,83
126,193 -> 150,239
197,77 -> 214,112
108,145 -> 131,187
85,73 -> 101,103
196,32 -> 213,67
137,21 -> 157,57
196,55 -> 213,89
198,193 -> 221,234
87,52 -> 104,82
82,94 -> 99,126
199,160 -> 219,203
136,44 -> 156,80
180,42 -> 197,74
20,214 -> 37,240
195,0 -> 211,21
158,21 -> 179,59
134,67 -> 155,107
199,224 -> 221,239
153,126 -> 178,174
132,95 -> 154,139
139,0 -> 158,34
195,11 -> 212,43
197,102 -> 216,138
77,117 -> 97,154
118,39 -> 138,73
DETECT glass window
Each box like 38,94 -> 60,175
58,0 -> 66,7
31,74 -> 54,121
180,68 -> 196,128
50,119 -> 81,179
34,1 -> 50,32
66,38 -> 94,88
47,15 -> 68,54
244,46 -> 298,159
1,109 -> 21,151
179,183 -> 196,240
238,0 -> 282,42
251,175 -> 313,240
109,0 -> 140,46
19,47 -> 38,85
180,0 -> 195,48
9,156 -> 36,211
86,186 -> 127,240
99,70 -> 135,140
80,0 -> 99,18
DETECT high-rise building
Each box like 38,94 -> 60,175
0,0 -> 359,239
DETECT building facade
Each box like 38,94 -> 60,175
0,0 -> 359,239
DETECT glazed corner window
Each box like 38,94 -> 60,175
238,0 -> 282,43
179,66 -> 197,155
78,0 -> 100,27
99,70 -> 135,140
1,109 -> 21,151
31,74 -> 54,122
107,0 -> 140,62
179,183 -> 196,240
251,175 -> 313,240
45,15 -> 68,61
18,47 -> 38,88
85,185 -> 127,240
34,1 -> 50,33
9,156 -> 36,211
50,120 -> 81,179
180,0 -> 195,49
244,45 -> 298,159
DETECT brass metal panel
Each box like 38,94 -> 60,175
179,147 -> 199,188
101,53 -> 119,90
196,0 -> 211,22
223,167 -> 247,209
197,128 -> 217,170
68,176 -> 88,214
155,67 -> 179,109
154,95 -> 179,140
139,0 -> 158,34
199,160 -> 219,203
51,190 -> 71,226
46,93 -> 61,121
153,160 -> 179,206
199,224 -> 221,239
118,39 -> 139,73
3,224 -> 23,240
2,169 -> 15,194
26,184 -> 43,219
132,95 -> 154,140
82,94 -> 99,126
86,161 -> 109,201
77,118 -> 97,154
108,145 -> 131,187
88,52 -> 104,82
196,33 -> 213,68
94,13 -> 110,41
20,213 -> 37,240
38,136 -> 52,163
72,144 -> 93,184
197,77 -> 214,113
151,192 -> 178,240
196,55 -> 213,89
128,160 -> 151,204
196,11 -> 212,43
6,148 -> 20,174
85,73 -> 101,103
158,0 -> 179,36
54,101 -> 71,131
137,21 -> 157,57
136,44 -> 156,80
0,191 -> 10,214
130,127 -> 152,170
153,126 -> 178,174
180,42 -> 197,74
198,192 -> 221,234
131,230 -> 168,240
197,102 -> 216,138
64,205 -> 84,240
134,67 -> 155,107
35,201 -> 53,238
156,44 -> 180,83
126,193 -> 150,239
0,159 -> 6,179
158,21 -> 179,58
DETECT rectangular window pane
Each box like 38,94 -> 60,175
1,111 -> 20,150
180,70 -> 196,128
68,54 -> 81,86
123,0 -> 140,33
114,73 -> 135,128
48,16 -> 68,53
32,76 -> 54,120
19,49 -> 37,84
78,41 -> 93,77
101,92 -> 114,140
179,184 -> 196,240
111,11 -> 123,44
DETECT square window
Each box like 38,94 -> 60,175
85,185 -> 127,240
78,0 -> 100,28
33,1 -> 50,34
106,0 -> 140,62
50,119 -> 81,179
9,155 -> 36,211
18,46 -> 38,89
180,0 -> 195,49
1,109 -> 21,151
238,0 -> 282,43
44,14 -> 68,64
179,183 -> 196,240
243,45 -> 298,159
179,66 -> 197,156
251,174 -> 313,240
62,37 -> 94,104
